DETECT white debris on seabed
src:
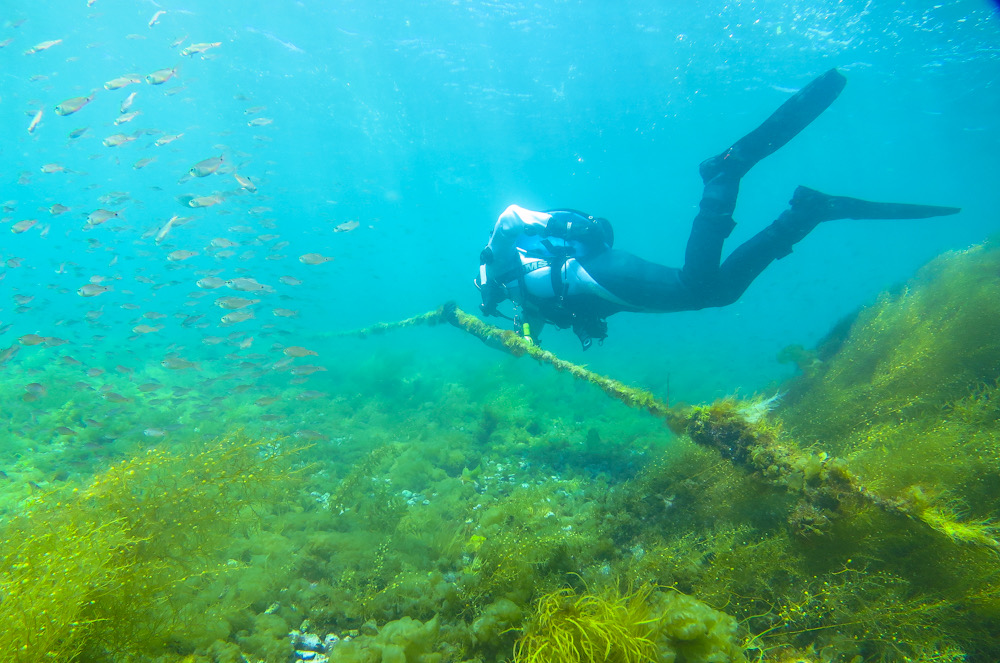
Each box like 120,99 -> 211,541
737,390 -> 786,424
310,491 -> 332,508
289,623 -> 337,662
400,488 -> 431,506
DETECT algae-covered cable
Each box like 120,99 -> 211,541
340,303 -> 1000,554
336,302 -> 684,428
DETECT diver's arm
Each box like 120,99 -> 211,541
488,205 -> 608,251
487,205 -> 553,249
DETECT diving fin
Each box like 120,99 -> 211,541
701,68 -> 848,183
790,185 -> 961,221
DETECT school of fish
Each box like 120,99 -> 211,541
2,6 -> 367,446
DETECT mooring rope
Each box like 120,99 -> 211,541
335,302 -> 1000,554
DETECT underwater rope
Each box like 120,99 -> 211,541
339,303 -> 1000,554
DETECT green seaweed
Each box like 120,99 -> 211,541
0,434 -> 300,662
5,243 -> 1000,663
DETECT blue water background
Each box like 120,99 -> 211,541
1,0 -> 997,410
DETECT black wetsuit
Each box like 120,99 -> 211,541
476,69 -> 959,348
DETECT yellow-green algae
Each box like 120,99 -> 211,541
3,243 -> 1000,662
0,434 -> 301,662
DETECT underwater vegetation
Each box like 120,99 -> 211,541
512,584 -> 743,663
4,242 -> 1000,662
0,434 -> 301,662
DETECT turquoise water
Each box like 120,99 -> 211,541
3,0 -> 995,406
2,2 -> 1000,660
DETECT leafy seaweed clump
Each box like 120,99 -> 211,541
513,584 -> 743,663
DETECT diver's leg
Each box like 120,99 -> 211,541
708,187 -> 961,305
699,69 -> 848,182
681,173 -> 740,293
683,69 -> 848,298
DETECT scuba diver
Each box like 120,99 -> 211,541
474,69 -> 961,349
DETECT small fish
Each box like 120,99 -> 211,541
78,284 -> 111,297
145,67 -> 177,85
299,253 -> 333,265
154,214 -> 179,243
272,308 -> 299,318
103,133 -> 136,147
221,310 -> 254,324
196,276 -> 226,289
68,127 -> 90,139
25,39 -> 63,55
105,75 -> 142,90
132,323 -> 163,334
49,203 -> 70,215
334,220 -> 360,233
183,194 -> 224,208
11,219 -> 38,234
133,157 -> 156,170
54,92 -> 96,116
244,105 -> 266,115
233,173 -> 257,192
290,365 -> 326,376
211,238 -> 239,248
104,392 -> 131,403
27,109 -> 43,133
225,277 -> 271,292
189,155 -> 224,177
143,427 -> 168,437
167,249 -> 198,261
0,344 -> 21,364
19,333 -> 48,346
154,132 -> 184,146
40,163 -> 68,174
279,275 -> 303,286
284,346 -> 318,357
215,296 -> 259,309
86,209 -> 119,227
120,90 -> 138,113
55,426 -> 77,436
247,117 -> 273,127
114,111 -> 141,126
180,41 -> 221,57
161,356 -> 199,370
148,10 -> 166,28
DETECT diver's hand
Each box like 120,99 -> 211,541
546,215 -> 610,247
